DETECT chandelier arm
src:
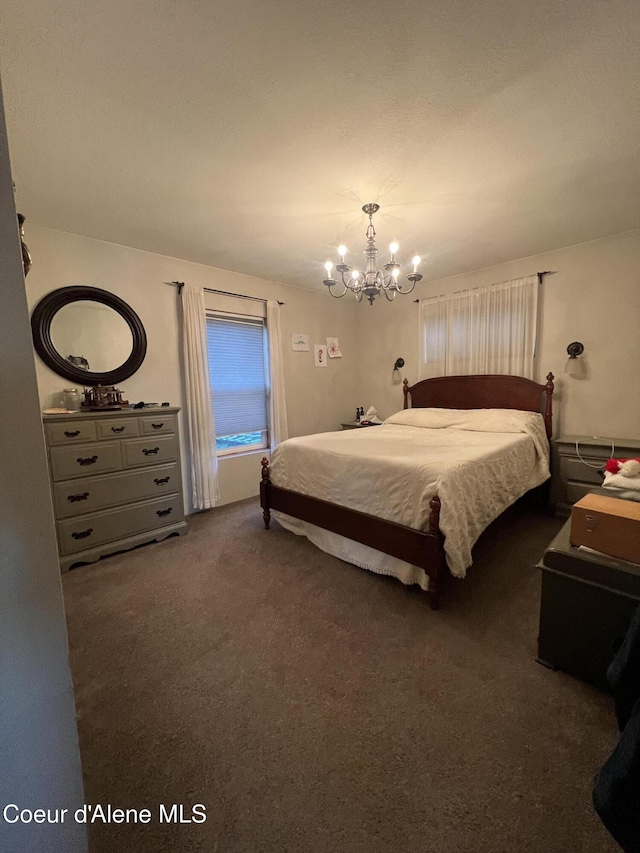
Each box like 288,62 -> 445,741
328,282 -> 349,298
383,287 -> 396,301
382,273 -> 398,290
340,269 -> 354,288
394,279 -> 418,295
344,271 -> 364,293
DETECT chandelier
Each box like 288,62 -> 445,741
322,203 -> 422,304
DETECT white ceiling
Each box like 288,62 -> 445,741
1,0 -> 639,291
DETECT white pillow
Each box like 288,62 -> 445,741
384,407 -> 545,435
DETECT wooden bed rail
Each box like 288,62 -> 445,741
260,457 -> 446,610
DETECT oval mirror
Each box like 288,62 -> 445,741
31,286 -> 147,386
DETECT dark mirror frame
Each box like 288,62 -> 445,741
31,285 -> 147,386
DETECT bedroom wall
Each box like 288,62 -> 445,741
0,88 -> 86,852
355,229 -> 640,441
24,225 -> 358,510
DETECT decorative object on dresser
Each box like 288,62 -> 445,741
43,408 -> 187,572
62,388 -> 82,412
81,385 -> 128,410
551,435 -> 640,517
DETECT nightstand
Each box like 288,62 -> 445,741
340,421 -> 382,430
552,434 -> 640,518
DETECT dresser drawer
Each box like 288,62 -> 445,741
46,419 -> 97,445
57,494 -> 185,556
560,456 -> 606,486
96,418 -> 140,439
122,434 -> 178,468
139,414 -> 177,436
53,463 -> 180,518
49,441 -> 122,481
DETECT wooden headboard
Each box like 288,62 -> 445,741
403,373 -> 555,438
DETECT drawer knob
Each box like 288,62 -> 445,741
143,447 -> 160,456
71,528 -> 93,540
151,422 -> 164,429
156,507 -> 173,517
154,476 -> 170,485
64,430 -> 80,437
77,455 -> 98,466
68,492 -> 90,503
111,426 -> 125,433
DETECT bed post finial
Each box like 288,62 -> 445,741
260,457 -> 271,528
544,372 -> 554,439
403,377 -> 409,410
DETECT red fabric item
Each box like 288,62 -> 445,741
605,458 -> 640,473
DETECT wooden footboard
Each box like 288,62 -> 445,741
260,457 -> 446,610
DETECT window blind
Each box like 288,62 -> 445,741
206,316 -> 267,436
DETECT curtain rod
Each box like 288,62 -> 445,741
169,281 -> 284,305
412,271 -> 554,303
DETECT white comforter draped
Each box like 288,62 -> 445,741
270,408 -> 550,581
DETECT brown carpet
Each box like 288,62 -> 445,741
62,499 -> 620,853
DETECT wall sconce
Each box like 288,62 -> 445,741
565,341 -> 585,378
392,357 -> 405,384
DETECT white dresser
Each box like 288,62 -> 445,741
43,407 -> 188,571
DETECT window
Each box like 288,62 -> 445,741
205,314 -> 268,454
419,275 -> 539,380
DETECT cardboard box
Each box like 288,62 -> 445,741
570,493 -> 640,564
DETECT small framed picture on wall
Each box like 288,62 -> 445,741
314,344 -> 328,367
292,334 -> 310,351
326,337 -> 342,358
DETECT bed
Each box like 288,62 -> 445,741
260,373 -> 555,610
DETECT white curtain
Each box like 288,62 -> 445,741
266,300 -> 288,450
181,283 -> 220,509
419,275 -> 539,380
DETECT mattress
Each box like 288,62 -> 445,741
270,407 -> 550,587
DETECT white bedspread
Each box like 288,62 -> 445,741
270,408 -> 550,583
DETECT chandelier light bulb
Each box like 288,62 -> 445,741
392,267 -> 400,278
338,245 -> 347,259
412,256 -> 421,271
389,242 -> 399,255
352,270 -> 359,279
325,261 -> 333,275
